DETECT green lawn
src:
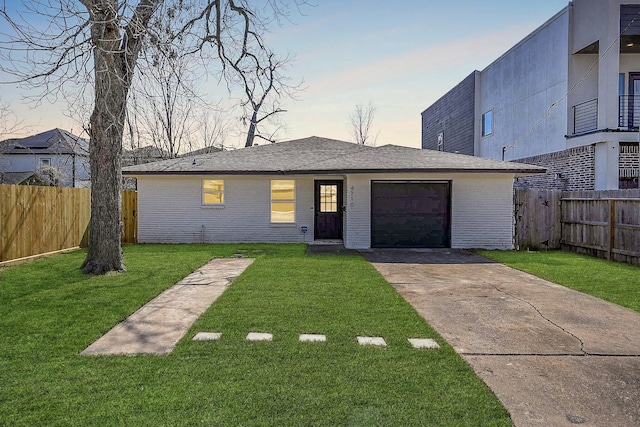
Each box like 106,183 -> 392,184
477,250 -> 640,313
0,244 -> 510,426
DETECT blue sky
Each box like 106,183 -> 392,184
1,0 -> 570,148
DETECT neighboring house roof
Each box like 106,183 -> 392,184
0,128 -> 89,156
181,146 -> 223,157
0,171 -> 47,185
122,136 -> 546,176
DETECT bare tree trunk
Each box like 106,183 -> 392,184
81,6 -> 130,274
82,112 -> 125,273
245,110 -> 258,147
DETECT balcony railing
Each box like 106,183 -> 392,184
572,98 -> 598,134
571,96 -> 640,134
619,95 -> 640,130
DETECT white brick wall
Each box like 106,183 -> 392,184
136,172 -> 516,249
344,175 -> 371,249
344,173 -> 516,250
450,175 -> 515,249
136,175 -> 316,244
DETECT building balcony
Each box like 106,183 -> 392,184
570,96 -> 640,136
571,98 -> 598,135
618,95 -> 640,130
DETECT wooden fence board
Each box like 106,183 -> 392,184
515,188 -> 640,266
514,189 -> 562,249
121,190 -> 138,244
0,184 -> 137,263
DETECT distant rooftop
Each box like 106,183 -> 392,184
0,128 -> 89,156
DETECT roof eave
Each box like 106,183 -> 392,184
123,167 -> 547,176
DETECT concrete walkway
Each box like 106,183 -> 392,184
81,258 -> 254,355
363,249 -> 640,427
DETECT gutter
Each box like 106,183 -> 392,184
123,167 -> 547,177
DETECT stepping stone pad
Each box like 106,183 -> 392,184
357,336 -> 387,347
408,338 -> 440,349
246,332 -> 273,342
299,334 -> 327,342
192,332 -> 221,341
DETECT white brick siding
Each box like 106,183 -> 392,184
344,175 -> 371,249
136,172 -> 517,249
137,175 -> 316,244
344,173 -> 516,250
450,175 -> 515,249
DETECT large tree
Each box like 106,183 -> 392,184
0,0 -> 304,274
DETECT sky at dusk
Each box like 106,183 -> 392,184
1,0 -> 570,149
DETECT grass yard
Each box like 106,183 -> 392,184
477,250 -> 640,313
0,244 -> 511,426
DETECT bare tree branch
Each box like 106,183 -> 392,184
350,100 -> 377,145
0,0 -> 308,274
235,52 -> 304,146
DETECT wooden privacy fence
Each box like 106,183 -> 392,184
514,189 -> 562,250
0,184 -> 137,263
515,189 -> 640,265
121,190 -> 138,244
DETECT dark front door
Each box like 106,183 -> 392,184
314,180 -> 343,240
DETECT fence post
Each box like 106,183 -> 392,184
608,199 -> 615,260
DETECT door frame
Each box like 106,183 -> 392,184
313,180 -> 344,240
628,73 -> 640,129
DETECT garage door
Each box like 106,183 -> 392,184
371,181 -> 451,248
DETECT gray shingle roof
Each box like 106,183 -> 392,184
0,128 -> 89,156
0,171 -> 44,185
122,136 -> 545,175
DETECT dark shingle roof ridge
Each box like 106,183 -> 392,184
56,128 -> 90,155
122,136 -> 367,174
148,156 -> 189,172
0,128 -> 89,155
286,137 -> 371,170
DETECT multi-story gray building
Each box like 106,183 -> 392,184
422,0 -> 640,190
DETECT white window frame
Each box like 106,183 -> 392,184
202,179 -> 225,206
39,158 -> 52,169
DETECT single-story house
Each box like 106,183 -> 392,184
123,137 -> 545,249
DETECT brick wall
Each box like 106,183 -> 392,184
421,72 -> 476,155
619,143 -> 639,177
619,142 -> 639,188
514,145 -> 596,190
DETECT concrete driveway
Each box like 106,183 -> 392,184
363,249 -> 640,427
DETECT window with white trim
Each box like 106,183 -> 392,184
202,179 -> 224,205
40,158 -> 51,169
271,180 -> 295,223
